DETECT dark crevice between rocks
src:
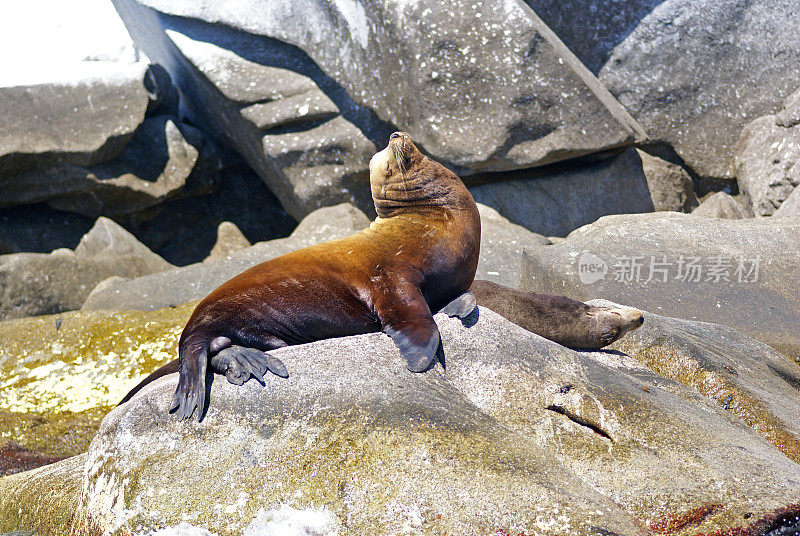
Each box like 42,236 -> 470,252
259,113 -> 340,136
762,511 -> 800,536
545,405 -> 613,441
637,140 -> 738,198
460,146 -> 629,188
157,13 -> 397,149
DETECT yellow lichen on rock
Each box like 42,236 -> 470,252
0,303 -> 195,455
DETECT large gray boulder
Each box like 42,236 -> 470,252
519,213 -> 800,358
601,300 -> 800,462
594,0 -> 800,180
4,116 -> 208,217
0,61 -> 217,219
523,0 -> 663,75
111,0 -> 645,218
735,87 -> 800,216
0,62 -> 150,180
0,218 -> 173,320
83,203 -> 546,311
4,308 -> 800,535
469,148 -> 655,237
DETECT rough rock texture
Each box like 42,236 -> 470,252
0,62 -> 220,219
773,187 -> 800,217
597,0 -> 800,180
45,116 -> 208,217
519,213 -> 800,358
4,308 -> 800,535
82,204 -> 370,312
523,0 -> 663,74
637,149 -> 698,212
111,0 -> 645,217
735,87 -> 800,216
0,62 -> 150,182
475,204 -> 549,287
0,453 -> 86,535
599,300 -> 800,462
0,218 -> 173,320
692,191 -> 752,219
469,148 -> 655,237
0,302 -> 195,462
205,221 -> 252,262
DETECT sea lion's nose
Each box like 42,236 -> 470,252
389,131 -> 410,142
390,132 -> 401,140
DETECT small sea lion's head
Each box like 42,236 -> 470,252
591,306 -> 645,346
369,132 -> 461,216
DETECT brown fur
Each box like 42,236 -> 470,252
469,280 -> 643,349
159,133 -> 481,420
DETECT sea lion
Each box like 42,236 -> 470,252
469,279 -> 644,349
164,132 -> 482,421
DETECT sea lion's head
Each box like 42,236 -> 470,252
590,305 -> 645,346
369,132 -> 462,217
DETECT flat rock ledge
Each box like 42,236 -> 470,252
2,308 -> 799,536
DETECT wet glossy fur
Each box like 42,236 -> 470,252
166,133 -> 481,420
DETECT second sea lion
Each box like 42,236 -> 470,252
469,279 -> 644,349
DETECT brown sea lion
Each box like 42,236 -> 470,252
469,279 -> 644,349
165,132 -> 482,420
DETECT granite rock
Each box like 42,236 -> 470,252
598,0 -> 800,180
110,0 -> 645,218
519,212 -> 800,358
0,218 -> 173,320
4,309 -> 800,534
469,148 -> 655,237
692,191 -> 752,219
735,87 -> 800,216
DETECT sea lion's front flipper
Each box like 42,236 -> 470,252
439,291 -> 477,319
377,281 -> 441,372
210,345 -> 288,386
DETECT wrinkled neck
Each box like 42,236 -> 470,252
372,172 -> 469,218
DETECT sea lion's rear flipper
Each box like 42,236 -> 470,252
378,281 -> 441,373
439,291 -> 477,319
210,345 -> 288,385
170,336 -> 209,421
